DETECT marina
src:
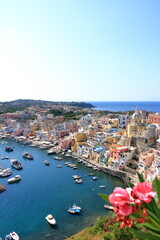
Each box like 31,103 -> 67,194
0,139 -> 124,240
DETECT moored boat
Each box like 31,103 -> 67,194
88,173 -> 95,176
7,175 -> 21,184
75,178 -> 83,184
1,156 -> 9,160
99,185 -> 106,188
45,214 -> 56,225
67,208 -> 76,214
72,175 -> 81,179
23,152 -> 33,160
44,160 -> 50,166
72,203 -> 81,210
5,146 -> 13,152
104,204 -> 113,210
47,148 -> 57,155
57,165 -> 62,168
54,156 -> 62,160
10,231 -> 19,240
10,159 -> 23,170
5,234 -> 11,240
92,177 -> 98,180
1,170 -> 12,178
68,207 -> 80,214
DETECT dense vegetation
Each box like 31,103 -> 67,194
0,99 -> 94,114
49,109 -> 85,120
67,215 -> 136,240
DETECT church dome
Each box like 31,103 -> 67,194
132,108 -> 142,119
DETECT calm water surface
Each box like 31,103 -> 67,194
89,101 -> 160,112
0,140 -> 123,240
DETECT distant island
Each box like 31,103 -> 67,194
0,99 -> 95,114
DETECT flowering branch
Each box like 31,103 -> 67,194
99,174 -> 160,240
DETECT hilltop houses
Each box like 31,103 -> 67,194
0,104 -> 160,183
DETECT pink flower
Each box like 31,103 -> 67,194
132,182 -> 156,203
118,204 -> 133,216
109,187 -> 131,207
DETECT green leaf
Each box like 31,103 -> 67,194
128,182 -> 134,188
131,226 -> 160,240
154,177 -> 160,203
141,222 -> 160,235
144,198 -> 160,221
98,193 -> 110,204
130,212 -> 140,219
137,172 -> 145,182
146,209 -> 160,225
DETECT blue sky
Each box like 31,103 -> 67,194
0,0 -> 160,102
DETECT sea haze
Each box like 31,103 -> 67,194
88,101 -> 160,112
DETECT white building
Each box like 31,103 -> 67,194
118,114 -> 129,129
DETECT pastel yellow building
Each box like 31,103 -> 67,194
127,109 -> 146,138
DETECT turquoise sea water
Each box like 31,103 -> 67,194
0,140 -> 123,240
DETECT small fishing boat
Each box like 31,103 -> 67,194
92,177 -> 98,180
8,175 -> 21,184
10,159 -> 23,170
1,156 -> 9,160
45,214 -> 56,225
54,156 -> 62,160
72,175 -> 81,179
57,165 -> 62,168
99,185 -> 106,188
0,168 -> 11,177
67,208 -> 76,214
64,162 -> 70,165
23,152 -> 33,160
1,171 -> 12,178
44,160 -> 50,166
88,173 -> 95,176
104,204 -> 113,210
73,166 -> 78,169
75,178 -> 83,184
72,203 -> 81,210
10,232 -> 19,240
5,234 -> 11,240
5,146 -> 13,152
47,148 -> 57,155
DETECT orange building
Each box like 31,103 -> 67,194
148,114 -> 160,124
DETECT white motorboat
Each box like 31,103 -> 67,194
8,175 -> 21,184
0,168 -> 11,176
99,185 -> 106,188
47,148 -> 57,155
10,231 -> 19,240
92,177 -> 98,180
75,178 -> 83,184
72,203 -> 81,210
104,204 -> 113,210
72,175 -> 81,179
10,159 -> 23,170
45,214 -> 56,225
57,165 -> 62,168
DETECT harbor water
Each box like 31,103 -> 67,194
0,140 -> 124,240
